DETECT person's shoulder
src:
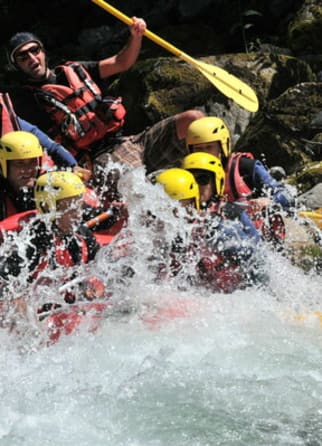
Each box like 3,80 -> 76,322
56,60 -> 100,83
76,61 -> 100,79
65,60 -> 99,72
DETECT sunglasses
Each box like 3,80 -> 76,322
193,172 -> 213,186
15,44 -> 42,62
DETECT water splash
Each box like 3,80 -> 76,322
1,166 -> 322,445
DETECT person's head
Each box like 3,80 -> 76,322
0,131 -> 43,192
269,166 -> 286,182
155,168 -> 200,211
186,116 -> 231,161
8,32 -> 48,80
35,171 -> 85,234
182,152 -> 225,204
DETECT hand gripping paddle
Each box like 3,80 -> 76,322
90,0 -> 259,112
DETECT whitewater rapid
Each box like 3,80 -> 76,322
1,167 -> 322,445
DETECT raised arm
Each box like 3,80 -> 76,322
18,118 -> 92,181
18,118 -> 77,167
98,17 -> 146,79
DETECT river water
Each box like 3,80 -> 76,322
1,168 -> 322,445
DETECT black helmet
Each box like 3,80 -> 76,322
8,32 -> 44,64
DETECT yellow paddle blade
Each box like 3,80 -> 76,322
298,208 -> 322,229
192,60 -> 259,112
90,0 -> 259,113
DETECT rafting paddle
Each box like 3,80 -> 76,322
90,0 -> 259,112
84,209 -> 114,229
298,208 -> 322,229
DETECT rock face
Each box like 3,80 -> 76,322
288,0 -> 322,55
236,82 -> 322,175
110,53 -> 317,182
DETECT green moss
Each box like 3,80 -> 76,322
301,245 -> 322,258
288,161 -> 322,191
287,244 -> 322,273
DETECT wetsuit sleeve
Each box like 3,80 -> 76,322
239,210 -> 261,242
206,219 -> 255,268
221,201 -> 260,243
252,160 -> 295,209
18,117 -> 77,167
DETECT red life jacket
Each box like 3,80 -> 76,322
224,152 -> 254,201
0,92 -> 20,135
34,62 -> 126,151
260,212 -> 285,244
0,209 -> 37,231
197,255 -> 243,293
223,152 -> 285,241
35,234 -> 89,278
55,236 -> 89,267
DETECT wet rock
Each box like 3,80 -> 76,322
298,183 -> 322,208
288,0 -> 322,56
236,83 -> 322,173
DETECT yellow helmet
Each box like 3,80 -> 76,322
186,116 -> 231,158
182,152 -> 225,196
35,171 -> 85,215
155,168 -> 200,211
0,131 -> 43,178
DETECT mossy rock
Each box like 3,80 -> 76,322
109,57 -> 213,134
236,82 -> 322,172
288,161 -> 322,192
288,3 -> 322,54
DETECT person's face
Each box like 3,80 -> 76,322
191,141 -> 222,159
14,42 -> 47,80
55,196 -> 83,235
7,158 -> 39,192
190,170 -> 214,204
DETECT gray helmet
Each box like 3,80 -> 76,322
8,32 -> 44,65
269,166 -> 286,181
